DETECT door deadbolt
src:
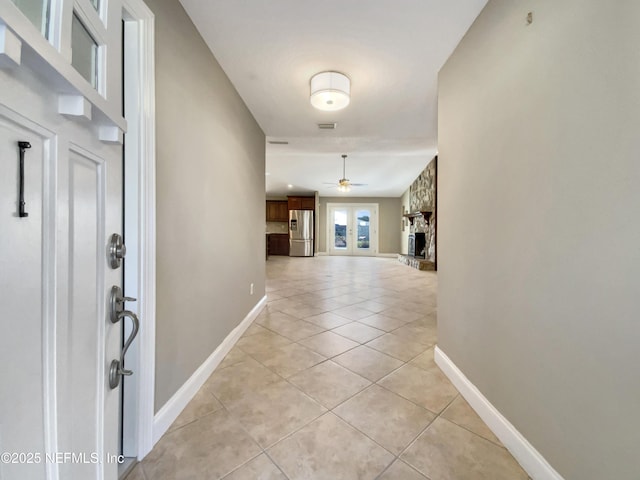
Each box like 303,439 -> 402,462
108,233 -> 126,269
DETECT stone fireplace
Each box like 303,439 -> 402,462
398,156 -> 437,271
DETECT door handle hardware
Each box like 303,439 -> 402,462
109,285 -> 136,324
108,233 -> 126,269
109,310 -> 139,389
17,141 -> 31,218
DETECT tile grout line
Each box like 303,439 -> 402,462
230,327 -> 413,470
212,398 -> 272,479
250,306 -> 440,417
391,376 -> 514,478
386,394 -> 458,478
262,450 -> 291,480
210,344 -> 342,467
190,258 -> 443,479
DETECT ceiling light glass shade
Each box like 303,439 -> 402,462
338,179 -> 351,192
310,71 -> 350,111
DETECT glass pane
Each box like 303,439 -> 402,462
356,210 -> 370,250
71,14 -> 98,88
90,0 -> 100,11
11,0 -> 50,37
334,210 -> 348,249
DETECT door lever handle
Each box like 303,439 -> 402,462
109,310 -> 140,389
109,285 -> 136,324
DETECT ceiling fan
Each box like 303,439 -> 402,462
324,154 -> 368,192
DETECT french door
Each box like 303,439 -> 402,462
327,204 -> 378,256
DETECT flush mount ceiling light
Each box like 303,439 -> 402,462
310,71 -> 350,111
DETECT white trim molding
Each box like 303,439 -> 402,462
0,0 -> 126,129
0,23 -> 22,65
152,296 -> 267,445
434,346 -> 565,480
98,125 -> 123,144
120,0 -> 156,460
58,95 -> 91,120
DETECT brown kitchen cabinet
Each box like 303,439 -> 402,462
266,200 -> 288,222
287,196 -> 315,211
287,196 -> 301,210
267,234 -> 289,256
301,197 -> 315,210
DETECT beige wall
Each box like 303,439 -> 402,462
438,1 -> 640,479
318,197 -> 401,254
149,0 -> 266,411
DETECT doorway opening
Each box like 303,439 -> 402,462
327,203 -> 378,256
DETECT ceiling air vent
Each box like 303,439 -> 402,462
268,140 -> 289,145
318,123 -> 337,130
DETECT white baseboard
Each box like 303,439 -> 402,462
316,252 -> 397,258
434,346 -> 564,480
151,295 -> 267,445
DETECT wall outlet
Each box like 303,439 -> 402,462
250,283 -> 254,295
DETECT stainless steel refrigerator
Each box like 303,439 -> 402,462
289,210 -> 314,257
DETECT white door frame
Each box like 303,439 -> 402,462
121,0 -> 156,460
326,203 -> 378,256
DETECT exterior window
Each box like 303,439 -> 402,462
356,210 -> 370,249
333,210 -> 347,249
71,13 -> 98,88
11,0 -> 50,37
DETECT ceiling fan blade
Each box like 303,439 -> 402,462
324,154 -> 366,190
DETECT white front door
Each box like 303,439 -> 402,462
0,52 -> 124,480
327,204 -> 378,256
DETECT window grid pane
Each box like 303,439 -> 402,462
334,211 -> 347,249
356,210 -> 371,249
71,13 -> 98,89
11,0 -> 50,37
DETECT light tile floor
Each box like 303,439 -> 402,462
129,256 -> 529,480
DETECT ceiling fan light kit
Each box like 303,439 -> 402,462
338,180 -> 351,193
323,154 -> 367,192
310,71 -> 350,111
338,154 -> 351,191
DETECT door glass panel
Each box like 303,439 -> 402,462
11,0 -> 50,37
333,210 -> 348,249
356,209 -> 370,250
71,13 -> 98,88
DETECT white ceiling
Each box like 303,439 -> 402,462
179,0 -> 488,197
